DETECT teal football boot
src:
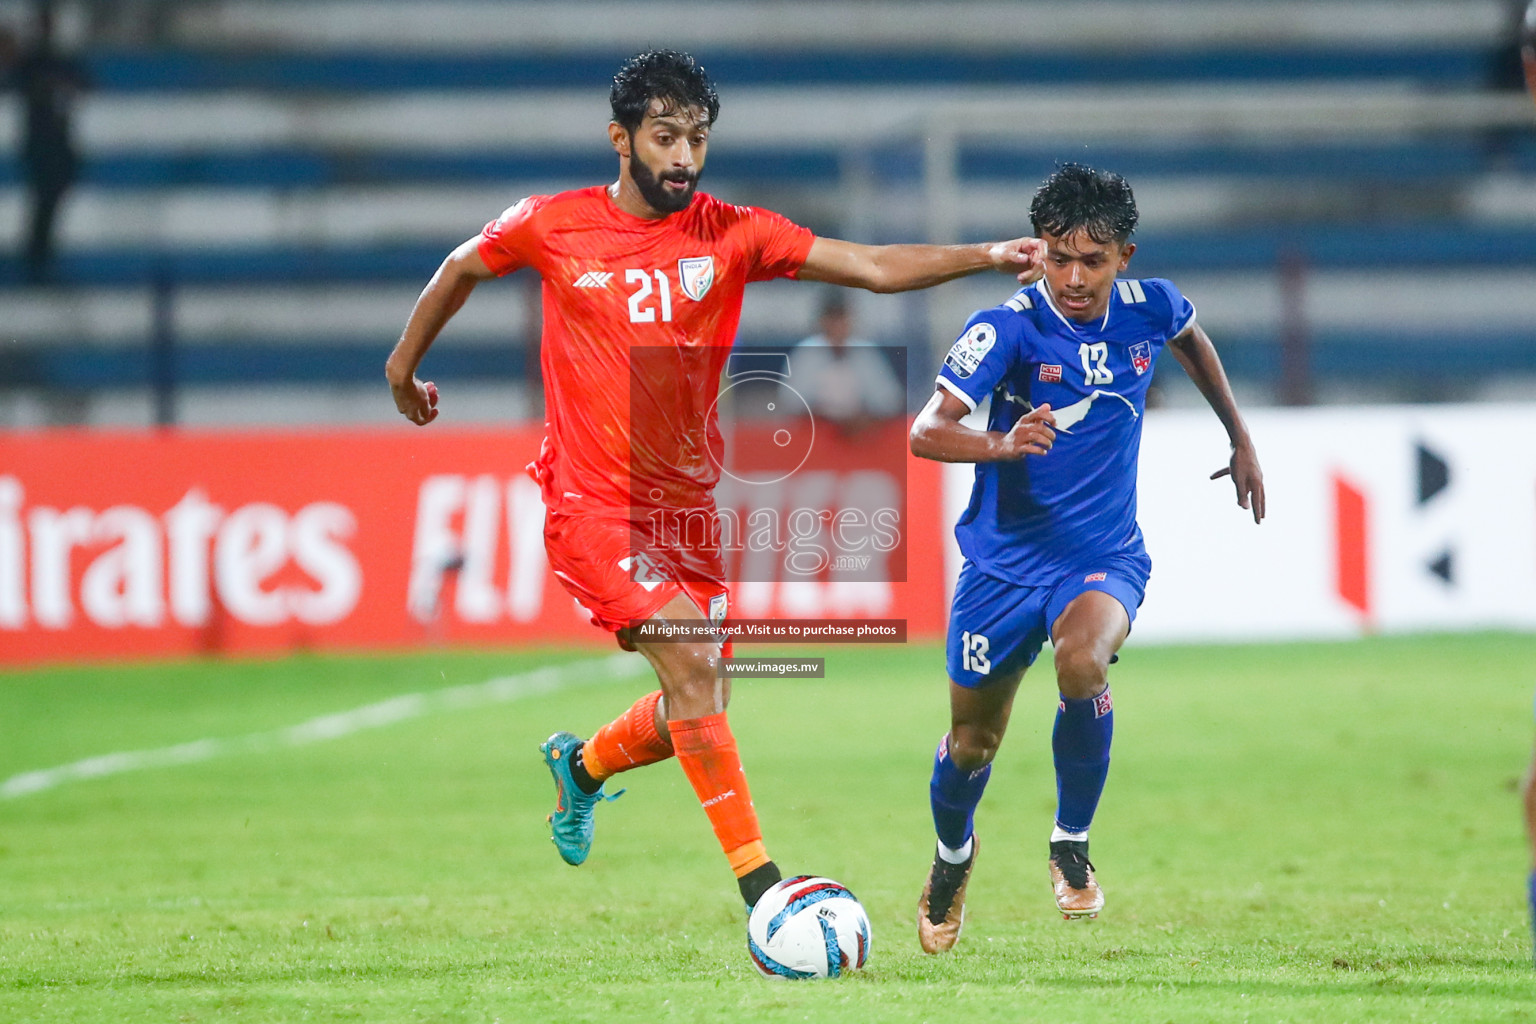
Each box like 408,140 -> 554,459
540,731 -> 622,866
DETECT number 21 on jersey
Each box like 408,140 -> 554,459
627,269 -> 674,323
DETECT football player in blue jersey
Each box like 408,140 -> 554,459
911,164 -> 1265,953
1519,2 -> 1534,965
1524,706 -> 1536,966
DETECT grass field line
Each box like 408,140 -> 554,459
0,653 -> 649,801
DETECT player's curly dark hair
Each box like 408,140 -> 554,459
610,49 -> 720,132
1029,164 -> 1139,246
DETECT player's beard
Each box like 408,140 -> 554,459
630,153 -> 699,215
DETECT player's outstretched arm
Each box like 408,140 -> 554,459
797,236 -> 1046,293
386,238 -> 498,425
1167,322 -> 1265,523
910,389 -> 1056,463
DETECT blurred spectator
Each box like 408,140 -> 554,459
1524,1 -> 1536,100
0,24 -> 15,88
83,0 -> 188,47
1492,0 -> 1536,90
787,291 -> 904,436
13,2 -> 86,283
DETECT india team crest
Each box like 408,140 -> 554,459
1130,341 -> 1152,375
678,256 -> 715,301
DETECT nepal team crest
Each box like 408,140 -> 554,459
1130,341 -> 1152,375
678,256 -> 715,301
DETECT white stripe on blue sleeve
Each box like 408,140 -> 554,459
935,375 -> 979,412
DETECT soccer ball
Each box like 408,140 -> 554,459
745,875 -> 872,979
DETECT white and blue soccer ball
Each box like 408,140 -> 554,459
746,875 -> 872,979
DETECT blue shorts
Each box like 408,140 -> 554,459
946,556 -> 1149,688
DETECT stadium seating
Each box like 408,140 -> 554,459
1,0 -> 1534,424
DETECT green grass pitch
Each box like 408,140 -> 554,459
2,634 -> 1535,1022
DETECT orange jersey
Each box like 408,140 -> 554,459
478,186 -> 814,520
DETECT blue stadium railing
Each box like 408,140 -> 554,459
81,45 -> 1501,91
8,330 -> 1536,393
2,219 -> 1531,289
4,137 -> 1535,189
0,337 -> 524,389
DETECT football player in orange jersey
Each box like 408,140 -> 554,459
386,49 -> 1046,910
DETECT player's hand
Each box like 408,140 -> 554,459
988,236 -> 1047,285
391,375 -> 440,426
1211,441 -> 1264,523
1000,404 -> 1056,458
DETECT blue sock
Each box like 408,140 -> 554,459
1053,688 -> 1114,834
1529,870 -> 1536,967
929,735 -> 991,849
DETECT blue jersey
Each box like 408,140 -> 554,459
935,277 -> 1196,586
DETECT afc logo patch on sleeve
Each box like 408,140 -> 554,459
943,322 -> 996,378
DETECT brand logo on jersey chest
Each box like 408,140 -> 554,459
1130,341 -> 1152,375
678,256 -> 715,301
572,271 -> 614,288
1039,363 -> 1062,383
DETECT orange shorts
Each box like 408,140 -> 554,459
543,512 -> 731,646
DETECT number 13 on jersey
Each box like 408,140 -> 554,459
1079,342 -> 1113,385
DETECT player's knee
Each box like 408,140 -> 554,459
654,643 -> 725,715
949,724 -> 1002,770
1053,640 -> 1109,700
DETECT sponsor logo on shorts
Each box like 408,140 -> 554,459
1084,571 -> 1107,583
1039,363 -> 1062,382
1093,689 -> 1113,718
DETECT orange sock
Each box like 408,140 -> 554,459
669,713 -> 771,877
582,690 -> 673,781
